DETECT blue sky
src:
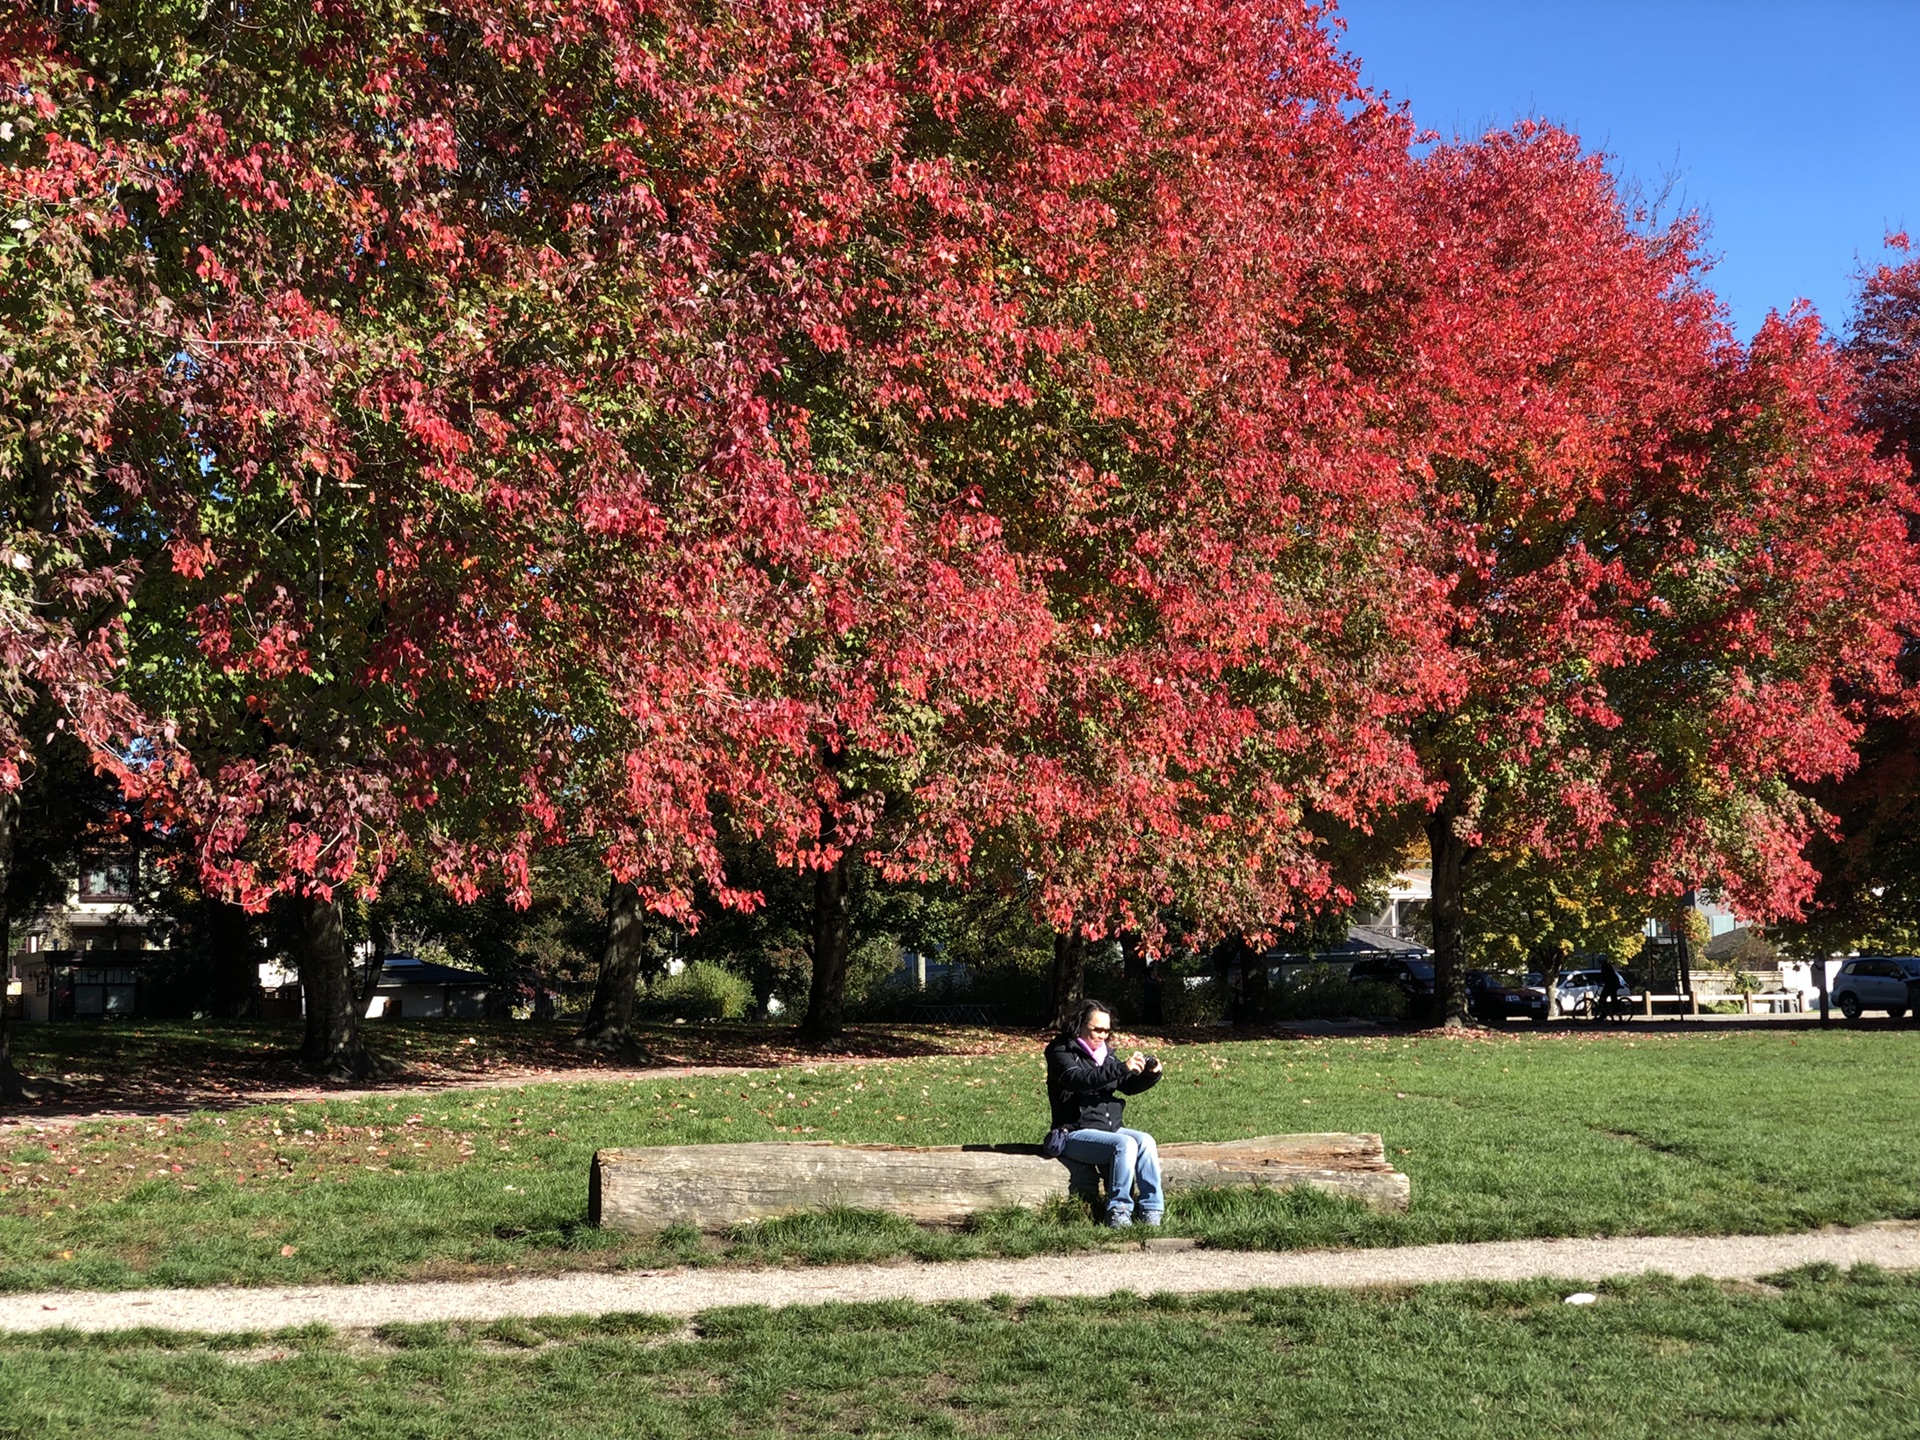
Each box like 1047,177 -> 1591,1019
1333,1 -> 1919,341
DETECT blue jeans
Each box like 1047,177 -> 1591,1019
1063,1126 -> 1164,1225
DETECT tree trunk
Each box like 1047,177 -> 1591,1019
1677,890 -> 1697,1012
1424,785 -> 1476,1028
801,851 -> 853,1039
1049,927 -> 1087,1031
358,917 -> 391,1015
751,959 -> 778,1020
574,878 -> 647,1054
1237,935 -> 1269,1025
206,900 -> 261,1019
295,893 -> 370,1078
1120,931 -> 1149,1020
0,789 -> 27,1106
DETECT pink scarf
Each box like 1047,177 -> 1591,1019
1076,1035 -> 1109,1065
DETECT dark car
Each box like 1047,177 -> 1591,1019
1466,969 -> 1549,1024
1347,956 -> 1436,999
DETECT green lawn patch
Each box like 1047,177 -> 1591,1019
4,1027 -> 1918,1291
3,1268 -> 1916,1438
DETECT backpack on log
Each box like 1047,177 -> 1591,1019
589,1133 -> 1409,1233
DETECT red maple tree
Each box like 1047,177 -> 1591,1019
2,1 -> 858,1070
1849,237 -> 1920,477
956,1 -> 1442,1016
1388,126 -> 1918,1021
1780,238 -> 1920,954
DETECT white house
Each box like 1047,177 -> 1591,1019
7,852 -> 164,1022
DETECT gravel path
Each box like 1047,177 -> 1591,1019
7,1223 -> 1918,1335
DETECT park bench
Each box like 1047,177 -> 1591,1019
1613,990 -> 1704,1017
589,1132 -> 1410,1234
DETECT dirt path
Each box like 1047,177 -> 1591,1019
6,1223 -> 1916,1335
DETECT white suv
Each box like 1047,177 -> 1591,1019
1830,957 -> 1920,1022
1524,967 -> 1611,1018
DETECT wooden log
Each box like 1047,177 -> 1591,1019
590,1132 -> 1409,1234
1157,1134 -> 1409,1213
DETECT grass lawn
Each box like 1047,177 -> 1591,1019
3,1025 -> 1918,1291
2,1267 -> 1915,1438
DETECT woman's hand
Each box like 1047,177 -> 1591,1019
1126,1051 -> 1147,1074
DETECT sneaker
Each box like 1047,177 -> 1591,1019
1138,1211 -> 1164,1228
1107,1211 -> 1134,1229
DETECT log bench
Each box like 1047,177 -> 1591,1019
589,1133 -> 1410,1234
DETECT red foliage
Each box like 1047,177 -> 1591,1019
0,14 -> 160,799
1848,237 -> 1920,475
970,3 -> 1443,945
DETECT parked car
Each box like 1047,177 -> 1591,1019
1346,956 -> 1436,999
1467,969 -> 1549,1024
1830,957 -> 1920,1022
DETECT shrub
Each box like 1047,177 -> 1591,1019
1270,963 -> 1408,1022
643,961 -> 753,1021
1162,974 -> 1227,1026
845,933 -> 906,1010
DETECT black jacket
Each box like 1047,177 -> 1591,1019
1044,1033 -> 1160,1132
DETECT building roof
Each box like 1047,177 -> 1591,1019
1702,926 -> 1779,966
377,955 -> 491,987
1334,923 -> 1430,957
1265,923 -> 1430,960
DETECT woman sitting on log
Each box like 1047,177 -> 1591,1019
1043,997 -> 1165,1227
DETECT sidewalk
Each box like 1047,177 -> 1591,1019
6,1223 -> 1917,1335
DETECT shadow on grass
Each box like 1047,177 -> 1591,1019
3,1018 -> 1047,1118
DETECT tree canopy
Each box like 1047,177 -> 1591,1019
2,1 -> 1913,1054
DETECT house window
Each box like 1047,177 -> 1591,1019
79,856 -> 136,902
72,966 -> 138,1016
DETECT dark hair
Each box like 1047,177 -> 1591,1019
1065,997 -> 1113,1037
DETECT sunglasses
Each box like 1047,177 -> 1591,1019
1088,1025 -> 1112,1035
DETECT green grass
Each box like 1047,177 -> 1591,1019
3,1268 -> 1917,1437
4,1026 -> 1919,1290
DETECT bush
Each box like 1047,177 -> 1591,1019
643,961 -> 753,1021
1162,974 -> 1227,1026
1270,963 -> 1408,1022
844,933 -> 906,1011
